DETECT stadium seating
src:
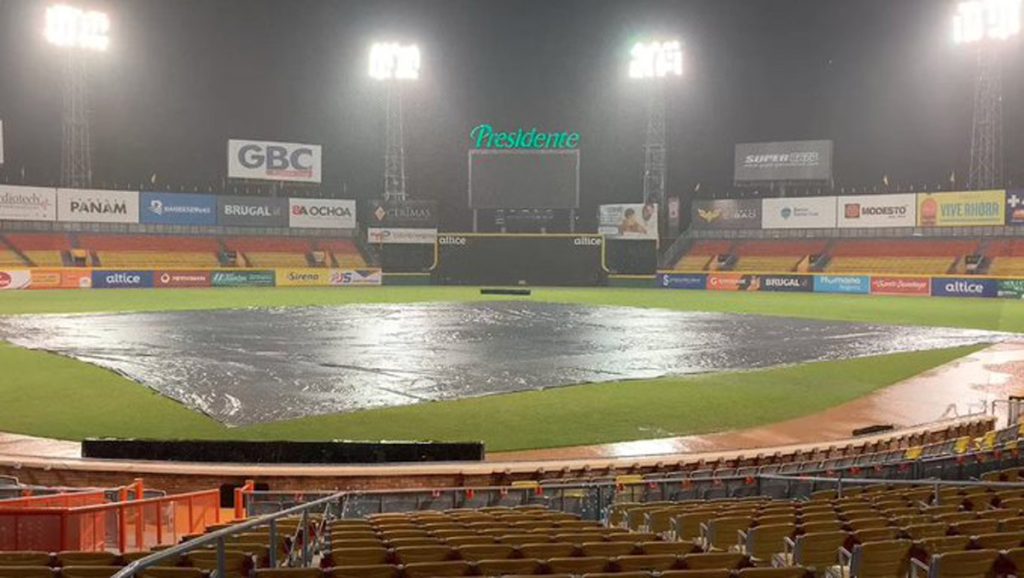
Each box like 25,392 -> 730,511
986,239 -> 1024,276
3,233 -> 71,267
730,241 -> 826,273
79,235 -> 222,269
318,240 -> 367,269
826,240 -> 977,275
672,241 -> 734,272
223,237 -> 315,268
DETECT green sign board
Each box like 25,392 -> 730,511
212,270 -> 276,287
470,123 -> 579,150
998,279 -> 1024,299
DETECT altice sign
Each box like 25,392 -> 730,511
470,124 -> 580,150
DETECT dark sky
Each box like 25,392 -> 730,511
0,0 -> 1021,228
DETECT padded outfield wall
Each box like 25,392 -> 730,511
657,272 -> 1024,299
0,268 -> 383,290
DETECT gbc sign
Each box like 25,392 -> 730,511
228,139 -> 322,183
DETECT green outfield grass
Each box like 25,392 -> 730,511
0,287 -> 1017,450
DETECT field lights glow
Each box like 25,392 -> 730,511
629,41 -> 683,79
954,0 -> 1021,44
45,4 -> 110,51
369,42 -> 421,80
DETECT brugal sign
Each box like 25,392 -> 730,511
470,124 -> 580,149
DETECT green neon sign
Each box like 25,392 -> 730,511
471,124 -> 580,150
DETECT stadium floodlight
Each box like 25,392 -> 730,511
954,0 -> 1021,44
369,42 -> 420,80
45,4 -> 110,51
629,40 -> 683,79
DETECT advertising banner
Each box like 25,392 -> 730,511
0,186 -> 57,221
217,195 -> 288,227
0,270 -> 31,290
30,269 -> 92,289
837,194 -> 917,228
1007,190 -> 1024,226
734,140 -> 833,182
870,276 -> 930,296
211,270 -> 275,287
658,273 -> 707,290
228,139 -> 322,183
814,275 -> 870,294
366,199 -> 438,228
762,197 -> 838,229
917,190 -> 1005,227
140,192 -> 217,226
154,271 -> 212,288
288,198 -> 356,229
758,274 -> 813,292
58,189 -> 139,224
707,273 -> 759,291
998,279 -> 1024,299
667,196 -> 680,238
367,227 -> 437,244
275,268 -> 330,287
931,277 -> 998,298
690,199 -> 762,230
329,269 -> 383,286
598,203 -> 659,240
91,270 -> 154,289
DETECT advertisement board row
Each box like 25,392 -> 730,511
692,190 -> 1020,230
0,268 -> 382,290
657,272 -> 1024,299
0,186 -> 356,229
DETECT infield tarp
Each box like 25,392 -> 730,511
0,302 -> 1008,426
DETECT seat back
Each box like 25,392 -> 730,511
849,540 -> 911,578
927,550 -> 999,578
794,531 -> 847,569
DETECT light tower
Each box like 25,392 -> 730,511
45,4 -> 109,188
369,42 -> 420,202
953,0 -> 1021,190
629,40 -> 683,208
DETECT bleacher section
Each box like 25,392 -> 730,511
3,234 -> 71,267
223,237 -> 315,269
825,240 -> 978,275
730,241 -> 826,273
79,235 -> 222,269
319,240 -> 367,269
672,241 -> 733,272
987,240 -> 1024,277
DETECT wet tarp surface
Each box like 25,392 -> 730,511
0,302 -> 1007,426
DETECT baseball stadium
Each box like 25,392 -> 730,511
2,1 -> 1024,577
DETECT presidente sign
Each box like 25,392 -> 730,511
470,124 -> 580,149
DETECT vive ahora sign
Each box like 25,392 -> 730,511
470,124 -> 580,149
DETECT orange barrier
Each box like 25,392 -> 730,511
0,489 -> 108,509
0,488 -> 220,553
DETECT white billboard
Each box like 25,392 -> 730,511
228,139 -> 322,183
0,119 -> 4,166
598,203 -> 659,240
0,186 -> 57,221
57,189 -> 139,223
367,227 -> 438,244
762,196 -> 837,229
288,198 -> 356,229
837,194 -> 917,228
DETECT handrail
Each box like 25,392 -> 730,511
114,490 -> 344,578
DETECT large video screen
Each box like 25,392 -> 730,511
469,150 -> 579,209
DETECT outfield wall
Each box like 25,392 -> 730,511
657,272 -> 1024,299
0,268 -> 383,290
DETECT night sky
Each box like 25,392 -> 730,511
0,0 -> 1021,229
